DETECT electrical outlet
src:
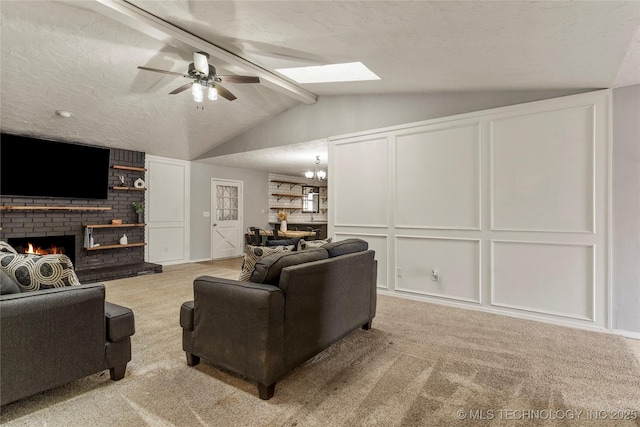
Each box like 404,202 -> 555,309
431,269 -> 440,282
396,267 -> 402,277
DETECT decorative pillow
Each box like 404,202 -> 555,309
300,237 -> 332,250
322,238 -> 368,258
0,252 -> 81,292
0,241 -> 17,254
239,245 -> 294,281
250,248 -> 329,285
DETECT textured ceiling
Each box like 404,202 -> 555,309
1,1 -> 639,174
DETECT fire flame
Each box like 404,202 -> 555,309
25,243 -> 62,255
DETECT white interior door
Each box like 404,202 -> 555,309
211,179 -> 243,259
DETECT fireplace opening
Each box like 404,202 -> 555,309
8,235 -> 76,265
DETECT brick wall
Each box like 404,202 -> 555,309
0,147 -> 146,274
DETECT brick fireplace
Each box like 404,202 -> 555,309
0,147 -> 161,283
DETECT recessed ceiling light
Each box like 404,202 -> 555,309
55,110 -> 72,118
276,62 -> 380,84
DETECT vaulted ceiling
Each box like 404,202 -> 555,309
1,1 -> 638,174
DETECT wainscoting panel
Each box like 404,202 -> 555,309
146,156 -> 190,265
490,106 -> 595,233
148,161 -> 187,223
329,90 -> 610,331
491,241 -> 594,321
395,123 -> 480,230
332,136 -> 389,228
395,236 -> 481,303
148,226 -> 186,264
334,232 -> 389,289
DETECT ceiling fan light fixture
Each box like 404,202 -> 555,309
192,82 -> 203,102
194,51 -> 210,76
208,85 -> 218,101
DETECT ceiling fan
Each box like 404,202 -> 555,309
138,51 -> 260,102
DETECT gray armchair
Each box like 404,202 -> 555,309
0,283 -> 135,406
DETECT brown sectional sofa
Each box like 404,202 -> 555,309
180,238 -> 377,399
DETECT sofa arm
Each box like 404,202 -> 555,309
187,276 -> 286,386
180,301 -> 194,331
105,301 -> 135,342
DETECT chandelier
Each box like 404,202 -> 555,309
305,156 -> 326,181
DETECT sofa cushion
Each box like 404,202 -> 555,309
239,245 -> 295,281
265,238 -> 300,250
322,238 -> 369,258
0,252 -> 81,292
1,269 -> 21,295
250,248 -> 329,285
299,237 -> 332,250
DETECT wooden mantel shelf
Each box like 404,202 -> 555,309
84,242 -> 146,251
1,206 -> 112,211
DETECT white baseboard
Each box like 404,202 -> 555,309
613,329 -> 640,340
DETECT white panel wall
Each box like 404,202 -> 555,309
146,156 -> 190,265
491,106 -> 594,232
396,236 -> 480,303
334,232 -> 389,290
332,136 -> 389,227
396,124 -> 480,229
329,90 -> 610,330
492,241 -> 594,320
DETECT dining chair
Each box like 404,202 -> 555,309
248,227 -> 264,246
299,226 -> 321,241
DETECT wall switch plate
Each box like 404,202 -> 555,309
396,267 -> 402,277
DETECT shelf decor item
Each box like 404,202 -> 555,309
111,219 -> 123,225
277,210 -> 288,232
119,235 -> 128,245
132,201 -> 145,224
133,178 -> 145,189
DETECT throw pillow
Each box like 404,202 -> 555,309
0,241 -> 17,254
323,238 -> 369,258
250,248 -> 329,285
239,245 -> 294,281
0,252 -> 81,292
300,237 -> 332,250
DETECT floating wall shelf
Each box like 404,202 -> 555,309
1,206 -> 112,211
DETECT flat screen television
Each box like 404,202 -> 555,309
0,133 -> 111,199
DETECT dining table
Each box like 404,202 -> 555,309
259,229 -> 316,239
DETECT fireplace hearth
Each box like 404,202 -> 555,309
8,235 -> 76,265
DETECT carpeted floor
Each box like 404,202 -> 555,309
2,258 -> 639,426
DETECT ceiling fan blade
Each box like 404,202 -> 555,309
138,66 -> 188,78
213,83 -> 237,101
169,82 -> 193,95
217,75 -> 260,84
193,52 -> 210,76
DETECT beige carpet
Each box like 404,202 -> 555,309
2,259 -> 639,426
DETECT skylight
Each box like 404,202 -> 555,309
276,62 -> 380,84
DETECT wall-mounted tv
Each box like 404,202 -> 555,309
0,133 -> 111,199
